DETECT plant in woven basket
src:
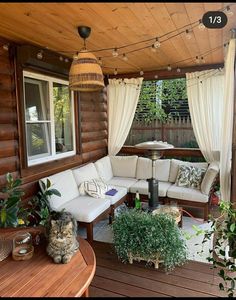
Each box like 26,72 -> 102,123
112,209 -> 187,271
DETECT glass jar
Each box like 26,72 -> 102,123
12,232 -> 34,261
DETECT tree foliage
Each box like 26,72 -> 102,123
135,78 -> 187,124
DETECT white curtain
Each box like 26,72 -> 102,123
107,77 -> 143,155
220,38 -> 236,202
186,69 -> 224,162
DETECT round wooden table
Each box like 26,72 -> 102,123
0,237 -> 96,297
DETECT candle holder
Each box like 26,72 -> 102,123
12,232 -> 34,261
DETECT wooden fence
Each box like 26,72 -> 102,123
125,116 -> 197,148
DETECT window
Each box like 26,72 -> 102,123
23,71 -> 76,166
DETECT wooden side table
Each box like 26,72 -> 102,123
0,237 -> 96,297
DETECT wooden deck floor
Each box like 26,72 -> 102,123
89,241 -> 227,298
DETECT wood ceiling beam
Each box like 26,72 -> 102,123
108,63 -> 224,80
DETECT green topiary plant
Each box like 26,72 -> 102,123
112,209 -> 187,271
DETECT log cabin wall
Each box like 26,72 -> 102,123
0,40 -> 108,201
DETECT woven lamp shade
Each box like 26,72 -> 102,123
69,50 -> 105,92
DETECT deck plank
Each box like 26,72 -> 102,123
90,241 -> 228,298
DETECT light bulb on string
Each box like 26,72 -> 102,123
195,56 -> 200,64
72,53 -> 78,60
37,50 -> 43,60
114,68 -> 118,75
112,48 -> 119,57
64,58 -> 69,63
167,64 -> 172,71
3,44 -> 9,51
98,57 -> 103,65
122,53 -> 128,61
154,74 -> 158,79
140,70 -> 144,76
151,45 -> 157,53
201,56 -> 205,63
225,6 -> 234,17
154,37 -> 161,48
185,29 -> 192,40
198,19 -> 205,30
59,56 -> 64,61
176,67 -> 181,73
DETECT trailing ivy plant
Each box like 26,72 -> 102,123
196,200 -> 236,297
112,209 -> 187,271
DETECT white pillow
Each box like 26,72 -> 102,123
94,156 -> 113,182
136,157 -> 152,180
169,159 -> 208,183
79,179 -> 109,199
201,161 -> 219,195
110,155 -> 138,178
155,159 -> 171,182
72,163 -> 100,186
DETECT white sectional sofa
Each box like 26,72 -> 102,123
40,155 -> 219,242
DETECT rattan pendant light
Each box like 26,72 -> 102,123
69,26 -> 105,92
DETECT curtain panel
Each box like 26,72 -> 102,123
107,77 -> 143,156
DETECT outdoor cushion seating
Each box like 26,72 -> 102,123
39,155 -> 219,242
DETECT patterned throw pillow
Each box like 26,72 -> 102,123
175,165 -> 191,187
79,179 -> 109,199
175,165 -> 206,190
189,166 -> 206,189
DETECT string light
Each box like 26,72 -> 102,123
176,67 -> 181,73
64,58 -> 69,63
153,37 -> 161,48
112,48 -> 119,57
59,55 -> 64,61
114,68 -> 118,75
72,53 -> 78,60
151,45 -> 157,52
140,70 -> 144,76
198,19 -> 205,30
225,6 -> 234,17
122,53 -> 128,61
185,29 -> 192,39
195,56 -> 200,64
36,50 -> 43,60
3,44 -> 9,51
201,56 -> 205,63
167,64 -> 172,71
154,75 -> 158,79
98,57 -> 103,65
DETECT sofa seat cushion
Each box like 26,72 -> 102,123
57,196 -> 110,223
105,186 -> 127,205
94,156 -> 113,182
129,180 -> 172,197
40,169 -> 79,210
107,177 -> 138,189
72,163 -> 100,186
110,155 -> 138,178
167,185 -> 208,203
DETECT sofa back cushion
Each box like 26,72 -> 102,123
169,159 -> 208,183
201,161 -> 219,195
94,156 -> 113,182
136,157 -> 152,180
155,159 -> 171,182
72,163 -> 100,186
110,155 -> 138,178
39,169 -> 79,210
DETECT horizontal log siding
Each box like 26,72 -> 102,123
0,39 -> 19,189
0,40 -> 108,202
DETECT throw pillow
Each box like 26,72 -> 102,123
175,165 -> 191,187
79,179 -> 109,199
189,166 -> 206,189
175,165 -> 206,189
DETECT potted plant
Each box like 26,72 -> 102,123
199,200 -> 236,297
112,208 -> 187,272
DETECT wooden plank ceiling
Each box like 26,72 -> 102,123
0,2 -> 235,75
